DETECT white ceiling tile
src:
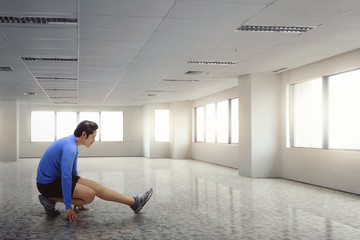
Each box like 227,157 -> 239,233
16,48 -> 78,57
158,17 -> 239,35
11,39 -> 77,49
80,0 -> 175,17
0,0 -> 360,105
308,24 -> 360,39
246,3 -> 354,26
80,49 -> 138,59
1,27 -> 77,40
332,8 -> 360,25
168,1 -> 267,20
79,15 -> 162,31
273,0 -> 360,9
0,0 -> 77,15
80,28 -> 153,42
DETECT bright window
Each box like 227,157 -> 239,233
231,98 -> 239,144
79,112 -> 100,141
56,112 -> 77,140
196,107 -> 205,142
329,69 -> 360,150
31,111 -> 55,142
217,100 -> 229,144
155,109 -> 169,142
101,112 -> 123,141
206,103 -> 216,143
292,78 -> 322,148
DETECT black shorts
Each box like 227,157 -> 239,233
37,175 -> 80,198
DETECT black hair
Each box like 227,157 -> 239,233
74,120 -> 98,138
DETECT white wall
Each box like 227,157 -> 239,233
19,105 -> 143,157
281,48 -> 360,194
0,99 -> 18,162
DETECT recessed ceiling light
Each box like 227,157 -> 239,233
188,60 -> 238,65
0,67 -> 13,71
22,57 -> 78,62
0,16 -> 77,25
237,25 -> 313,33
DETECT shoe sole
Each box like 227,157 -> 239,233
134,188 -> 153,214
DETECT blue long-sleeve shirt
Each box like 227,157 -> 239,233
36,135 -> 79,209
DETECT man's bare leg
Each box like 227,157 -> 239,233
77,178 -> 135,205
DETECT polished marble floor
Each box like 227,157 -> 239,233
1,157 -> 360,239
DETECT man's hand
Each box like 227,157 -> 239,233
74,205 -> 89,211
65,208 -> 83,222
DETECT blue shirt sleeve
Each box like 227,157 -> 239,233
72,154 -> 78,176
61,143 -> 77,209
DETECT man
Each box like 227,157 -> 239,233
36,120 -> 152,222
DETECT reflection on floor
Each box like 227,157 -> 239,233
1,157 -> 360,239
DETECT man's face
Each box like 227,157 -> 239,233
83,130 -> 97,148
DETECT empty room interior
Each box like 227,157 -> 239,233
1,0 -> 360,239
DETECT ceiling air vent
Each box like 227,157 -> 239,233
162,79 -> 200,83
44,88 -> 77,91
185,71 -> 204,75
50,97 -> 77,99
0,16 -> 77,25
188,60 -> 238,65
0,67 -> 13,71
23,92 -> 37,96
237,25 -> 313,33
22,57 -> 77,62
272,68 -> 288,73
36,76 -> 77,81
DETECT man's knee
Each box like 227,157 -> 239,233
84,189 -> 96,204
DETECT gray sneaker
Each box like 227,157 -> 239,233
38,194 -> 60,216
130,188 -> 153,214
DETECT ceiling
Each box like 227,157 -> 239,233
0,0 -> 360,106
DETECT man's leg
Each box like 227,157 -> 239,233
77,178 -> 135,205
77,178 -> 153,214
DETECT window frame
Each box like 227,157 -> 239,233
194,98 -> 239,145
30,111 -> 124,143
289,68 -> 360,151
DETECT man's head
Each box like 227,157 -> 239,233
74,120 -> 98,147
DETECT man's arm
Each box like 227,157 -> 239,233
61,144 -> 76,210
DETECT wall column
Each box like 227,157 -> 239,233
0,99 -> 18,162
238,74 -> 281,177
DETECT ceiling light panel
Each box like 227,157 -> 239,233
188,60 -> 238,65
0,67 -> 13,71
36,76 -> 77,81
237,25 -> 313,33
161,79 -> 200,83
0,16 -> 77,25
21,57 -> 78,62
